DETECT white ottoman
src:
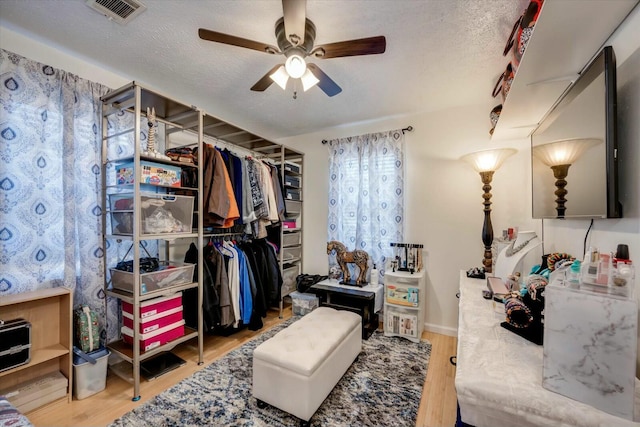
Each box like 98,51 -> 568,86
252,306 -> 362,424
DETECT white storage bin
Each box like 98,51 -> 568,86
290,291 -> 318,316
73,348 -> 110,400
282,232 -> 301,247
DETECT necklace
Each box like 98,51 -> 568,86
505,236 -> 537,257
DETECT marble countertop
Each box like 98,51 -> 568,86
455,271 -> 640,427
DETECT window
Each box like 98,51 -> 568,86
326,129 -> 405,279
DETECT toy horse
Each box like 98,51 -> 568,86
326,240 -> 370,285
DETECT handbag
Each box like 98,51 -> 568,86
492,62 -> 515,103
489,104 -> 502,135
503,0 -> 544,65
74,306 -> 100,353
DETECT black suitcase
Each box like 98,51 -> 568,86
0,318 -> 31,373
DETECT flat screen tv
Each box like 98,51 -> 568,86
531,45 -> 621,219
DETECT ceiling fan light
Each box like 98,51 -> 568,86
285,54 -> 306,79
269,65 -> 289,90
301,69 -> 319,91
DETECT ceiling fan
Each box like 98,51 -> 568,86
198,0 -> 386,97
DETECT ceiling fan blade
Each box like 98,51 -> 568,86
307,63 -> 342,97
250,64 -> 283,91
199,28 -> 280,54
282,0 -> 306,46
313,36 -> 386,59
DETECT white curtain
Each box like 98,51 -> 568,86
326,129 -> 405,280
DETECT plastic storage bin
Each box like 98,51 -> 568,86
283,246 -> 302,262
116,161 -> 182,187
385,284 -> 420,307
385,307 -> 418,339
290,291 -> 319,316
282,232 -> 301,247
281,264 -> 301,296
109,193 -> 194,235
110,262 -> 195,295
73,347 -> 110,400
285,200 -> 301,215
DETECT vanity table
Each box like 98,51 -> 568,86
455,271 -> 640,427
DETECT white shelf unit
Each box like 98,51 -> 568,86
277,149 -> 304,317
100,82 -> 204,401
383,269 -> 425,343
491,0 -> 638,141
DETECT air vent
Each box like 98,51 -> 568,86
85,0 -> 147,25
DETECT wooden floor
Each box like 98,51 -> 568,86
27,307 -> 457,427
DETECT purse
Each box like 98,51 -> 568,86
503,0 -> 544,65
74,306 -> 100,353
492,62 -> 515,103
489,104 -> 502,135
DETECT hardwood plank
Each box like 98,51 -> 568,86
27,309 -> 458,427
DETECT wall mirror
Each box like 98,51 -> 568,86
531,46 -> 621,219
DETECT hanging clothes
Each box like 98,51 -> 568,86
218,241 -> 240,327
202,144 -> 240,228
234,243 -> 253,325
270,163 -> 286,222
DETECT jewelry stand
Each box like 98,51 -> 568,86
495,231 -> 545,345
493,231 -> 542,281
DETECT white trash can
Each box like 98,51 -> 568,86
73,347 -> 110,400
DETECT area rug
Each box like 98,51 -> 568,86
109,318 -> 431,427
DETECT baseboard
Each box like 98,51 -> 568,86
424,322 -> 457,337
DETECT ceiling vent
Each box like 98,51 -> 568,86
85,0 -> 147,25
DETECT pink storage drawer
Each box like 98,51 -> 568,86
122,306 -> 183,334
121,293 -> 182,319
121,320 -> 185,352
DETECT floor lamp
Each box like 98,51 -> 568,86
532,138 -> 601,218
461,148 -> 516,273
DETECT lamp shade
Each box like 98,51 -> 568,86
269,65 -> 289,90
301,68 -> 319,91
532,138 -> 601,166
460,148 -> 517,172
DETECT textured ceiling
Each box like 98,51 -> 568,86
0,0 -> 529,140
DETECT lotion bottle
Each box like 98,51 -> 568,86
370,263 -> 379,286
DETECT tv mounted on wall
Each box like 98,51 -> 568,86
531,45 -> 621,219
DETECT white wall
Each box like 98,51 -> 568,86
0,26 -> 129,89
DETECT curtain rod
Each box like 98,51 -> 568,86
321,125 -> 413,144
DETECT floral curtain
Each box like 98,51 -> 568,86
327,129 -> 405,280
0,49 -> 119,340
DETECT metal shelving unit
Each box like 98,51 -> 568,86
100,82 -> 204,401
277,148 -> 304,318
